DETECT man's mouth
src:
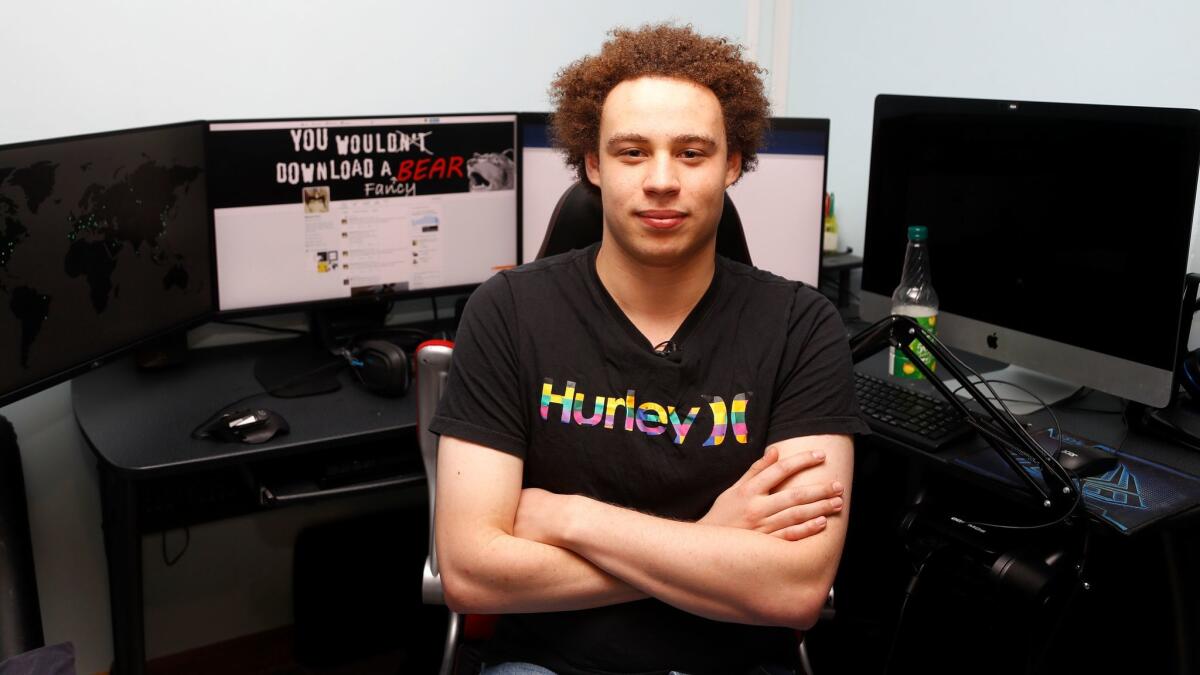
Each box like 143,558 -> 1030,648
637,210 -> 687,229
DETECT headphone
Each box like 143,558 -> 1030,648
344,338 -> 411,396
1179,349 -> 1200,405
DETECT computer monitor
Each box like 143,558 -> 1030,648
0,122 -> 213,407
208,114 -> 518,314
518,113 -> 577,264
860,94 -> 1200,408
518,113 -> 830,286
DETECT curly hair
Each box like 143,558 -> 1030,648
548,23 -> 770,188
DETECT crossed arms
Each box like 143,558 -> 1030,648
435,433 -> 853,631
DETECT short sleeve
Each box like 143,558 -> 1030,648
428,273 -> 529,459
765,287 -> 871,444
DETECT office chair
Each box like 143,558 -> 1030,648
415,339 -> 461,675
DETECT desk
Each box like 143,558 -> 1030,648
837,347 -> 1200,674
72,338 -> 426,675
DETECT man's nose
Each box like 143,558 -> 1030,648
643,153 -> 681,195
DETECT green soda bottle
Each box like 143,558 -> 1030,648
889,226 -> 939,379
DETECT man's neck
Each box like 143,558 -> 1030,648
594,239 -> 716,346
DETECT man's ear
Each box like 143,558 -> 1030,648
724,150 -> 742,188
585,152 -> 601,187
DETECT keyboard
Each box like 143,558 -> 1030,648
854,372 -> 974,451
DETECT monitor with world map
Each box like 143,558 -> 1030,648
0,122 -> 213,407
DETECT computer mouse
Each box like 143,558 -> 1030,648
208,408 -> 289,444
1055,443 -> 1118,477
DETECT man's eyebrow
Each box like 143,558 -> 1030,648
605,133 -> 649,150
604,133 -> 719,150
673,134 -> 718,148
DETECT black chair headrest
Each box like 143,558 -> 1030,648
536,182 -> 752,265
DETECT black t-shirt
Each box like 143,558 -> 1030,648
430,244 -> 869,675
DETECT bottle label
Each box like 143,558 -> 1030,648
889,314 -> 937,379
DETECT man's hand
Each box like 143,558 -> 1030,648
698,445 -> 844,540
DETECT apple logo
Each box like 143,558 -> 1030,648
987,333 -> 999,349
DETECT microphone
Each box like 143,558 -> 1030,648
653,340 -> 678,357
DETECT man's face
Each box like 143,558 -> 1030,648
585,76 -> 741,268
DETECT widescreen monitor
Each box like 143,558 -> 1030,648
0,122 -> 213,407
518,113 -> 829,286
860,94 -> 1200,408
208,114 -> 518,314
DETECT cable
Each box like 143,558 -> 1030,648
941,372 -> 1083,530
213,319 -> 308,336
882,553 -> 931,675
161,527 -> 191,566
910,331 -> 1083,530
944,377 -> 1064,459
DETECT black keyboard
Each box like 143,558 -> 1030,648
855,372 -> 974,451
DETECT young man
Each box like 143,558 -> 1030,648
429,24 -> 868,675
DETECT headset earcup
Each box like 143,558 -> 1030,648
1180,349 -> 1200,405
354,339 -> 410,396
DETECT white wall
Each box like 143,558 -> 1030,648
0,2 -> 747,672
786,0 -> 1200,262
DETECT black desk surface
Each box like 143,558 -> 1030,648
72,338 -> 415,478
853,335 -> 1200,478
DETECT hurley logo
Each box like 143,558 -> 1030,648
539,378 -> 749,446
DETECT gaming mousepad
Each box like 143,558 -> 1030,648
952,428 -> 1200,535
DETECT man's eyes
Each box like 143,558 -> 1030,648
616,148 -> 707,160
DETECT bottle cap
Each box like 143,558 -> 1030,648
907,225 -> 928,241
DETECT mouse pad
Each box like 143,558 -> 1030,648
951,428 -> 1200,535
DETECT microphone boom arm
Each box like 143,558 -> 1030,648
849,315 -> 1077,513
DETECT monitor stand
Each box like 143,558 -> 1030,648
945,364 -> 1081,415
250,304 -> 392,398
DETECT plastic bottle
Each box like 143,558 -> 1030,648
889,225 -> 939,379
823,192 -> 839,252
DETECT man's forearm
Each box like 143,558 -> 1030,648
440,527 -> 646,614
546,493 -> 841,629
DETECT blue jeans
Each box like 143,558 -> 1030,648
481,663 -> 796,675
481,664 -> 556,675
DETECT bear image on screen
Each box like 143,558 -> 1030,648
0,122 -> 212,405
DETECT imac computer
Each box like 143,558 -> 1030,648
518,113 -> 830,286
860,95 -> 1200,409
207,114 -> 519,315
0,122 -> 213,408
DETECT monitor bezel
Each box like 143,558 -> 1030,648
760,116 -> 832,280
860,94 -> 1200,408
0,120 -> 215,408
206,112 -> 521,319
517,112 -> 554,265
